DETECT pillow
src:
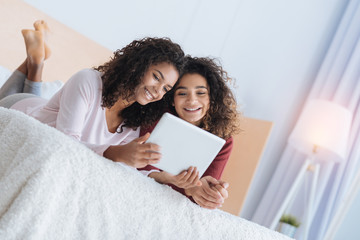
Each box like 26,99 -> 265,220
0,65 -> 11,87
0,65 -> 63,99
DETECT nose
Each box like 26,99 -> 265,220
152,84 -> 162,100
186,93 -> 197,103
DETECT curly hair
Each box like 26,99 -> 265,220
94,37 -> 185,130
166,56 -> 241,139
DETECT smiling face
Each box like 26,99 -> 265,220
134,62 -> 179,105
173,73 -> 210,126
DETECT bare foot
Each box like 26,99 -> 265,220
21,29 -> 45,65
33,20 -> 51,59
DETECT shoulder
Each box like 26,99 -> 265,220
69,69 -> 102,86
225,136 -> 233,146
64,69 -> 102,93
218,136 -> 233,156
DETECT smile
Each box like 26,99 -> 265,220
144,88 -> 154,101
184,107 -> 201,112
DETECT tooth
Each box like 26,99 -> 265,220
145,89 -> 153,100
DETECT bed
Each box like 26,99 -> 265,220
0,0 -> 290,239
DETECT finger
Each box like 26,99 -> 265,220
206,176 -> 220,186
180,166 -> 194,182
143,151 -> 162,160
202,184 -> 223,202
197,187 -> 219,203
190,172 -> 201,187
147,159 -> 160,165
182,174 -> 199,189
187,167 -> 199,184
141,142 -> 161,152
176,170 -> 188,178
192,195 -> 206,207
136,158 -> 161,168
173,171 -> 188,185
219,180 -> 229,189
213,184 -> 228,199
134,132 -> 150,144
198,196 -> 220,209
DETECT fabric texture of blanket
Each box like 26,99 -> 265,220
0,107 -> 292,240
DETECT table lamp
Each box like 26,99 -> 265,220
270,99 -> 352,240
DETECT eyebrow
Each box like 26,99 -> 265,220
176,86 -> 208,90
155,70 -> 164,80
155,70 -> 173,89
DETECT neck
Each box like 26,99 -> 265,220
110,98 -> 135,113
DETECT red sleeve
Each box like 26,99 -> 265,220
202,137 -> 233,180
139,122 -> 157,137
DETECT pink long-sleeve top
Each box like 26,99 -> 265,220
11,69 -> 140,155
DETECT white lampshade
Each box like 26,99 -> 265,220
289,99 -> 352,162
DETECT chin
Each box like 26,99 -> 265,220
137,96 -> 151,106
183,118 -> 201,125
139,101 -> 149,106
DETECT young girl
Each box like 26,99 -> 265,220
139,56 -> 241,209
0,20 -> 185,168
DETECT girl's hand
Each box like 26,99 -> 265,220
185,176 -> 229,209
104,133 -> 161,168
149,166 -> 202,189
211,180 -> 229,199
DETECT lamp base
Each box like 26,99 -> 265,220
270,158 -> 320,240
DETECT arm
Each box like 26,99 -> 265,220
202,137 -> 233,179
54,69 -> 111,155
184,176 -> 225,209
148,166 -> 201,189
54,69 -> 161,167
103,133 -> 161,168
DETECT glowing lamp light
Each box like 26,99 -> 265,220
271,99 -> 353,238
289,99 -> 352,162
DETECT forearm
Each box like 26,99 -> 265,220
103,145 -> 128,164
148,171 -> 172,185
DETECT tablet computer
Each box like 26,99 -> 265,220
145,113 -> 226,176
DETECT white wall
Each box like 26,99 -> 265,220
23,0 -> 347,220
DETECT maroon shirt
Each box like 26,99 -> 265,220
137,115 -> 233,197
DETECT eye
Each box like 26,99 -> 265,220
196,91 -> 207,95
163,87 -> 170,93
153,73 -> 160,81
176,91 -> 186,96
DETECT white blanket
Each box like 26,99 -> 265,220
0,107 -> 292,240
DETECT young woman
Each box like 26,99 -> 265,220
0,20 -> 185,168
139,56 -> 241,209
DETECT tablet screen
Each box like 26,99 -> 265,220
146,113 -> 226,176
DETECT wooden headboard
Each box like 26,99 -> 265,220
220,117 -> 273,215
1,0 -> 273,216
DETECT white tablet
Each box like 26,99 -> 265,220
145,113 -> 226,176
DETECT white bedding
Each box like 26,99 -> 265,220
0,107 -> 292,240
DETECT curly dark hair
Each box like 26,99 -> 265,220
166,56 -> 241,139
94,37 -> 185,130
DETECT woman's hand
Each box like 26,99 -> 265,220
103,133 -> 161,168
149,166 -> 202,189
185,176 -> 229,209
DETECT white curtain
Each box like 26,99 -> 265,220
252,0 -> 360,239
